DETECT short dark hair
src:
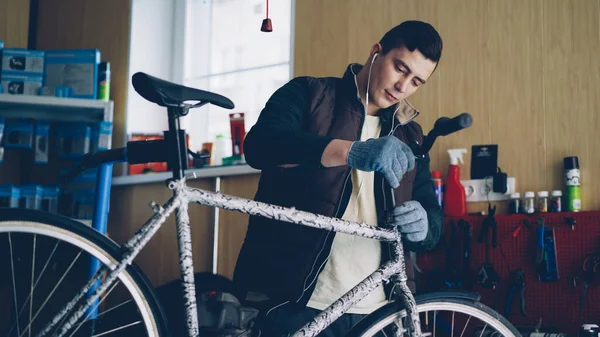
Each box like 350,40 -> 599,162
379,20 -> 443,63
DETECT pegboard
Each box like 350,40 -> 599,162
416,210 -> 600,335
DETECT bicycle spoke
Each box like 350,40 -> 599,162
459,315 -> 472,337
451,311 -> 455,337
19,251 -> 83,337
10,241 -> 61,327
80,299 -> 133,322
433,311 -> 437,337
478,324 -> 488,337
91,321 -> 142,337
29,234 -> 36,337
8,233 -> 22,337
66,280 -> 121,337
0,216 -> 162,337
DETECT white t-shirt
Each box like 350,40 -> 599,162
307,115 -> 389,314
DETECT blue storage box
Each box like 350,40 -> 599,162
56,122 -> 91,158
1,73 -> 43,96
44,49 -> 101,99
90,121 -> 113,152
42,185 -> 61,213
19,184 -> 43,210
0,185 -> 20,208
3,119 -> 34,149
1,48 -> 45,76
72,189 -> 95,220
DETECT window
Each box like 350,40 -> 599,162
181,0 -> 294,151
126,0 -> 294,153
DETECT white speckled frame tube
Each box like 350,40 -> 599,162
37,178 -> 422,337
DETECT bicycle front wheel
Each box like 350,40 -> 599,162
0,208 -> 168,337
347,295 -> 521,337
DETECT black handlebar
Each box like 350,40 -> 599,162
434,112 -> 473,136
411,112 -> 472,157
61,148 -> 128,184
64,112 -> 473,186
388,112 -> 472,211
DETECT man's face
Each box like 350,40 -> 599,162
367,45 -> 437,109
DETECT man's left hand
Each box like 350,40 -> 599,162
391,201 -> 428,243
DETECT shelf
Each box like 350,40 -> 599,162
111,164 -> 261,186
0,94 -> 113,122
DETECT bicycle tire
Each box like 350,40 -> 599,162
0,208 -> 169,337
347,296 -> 521,337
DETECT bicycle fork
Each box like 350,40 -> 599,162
388,236 -> 422,337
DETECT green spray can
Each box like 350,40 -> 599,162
564,156 -> 581,211
97,62 -> 110,101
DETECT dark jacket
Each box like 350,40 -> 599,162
233,64 -> 444,307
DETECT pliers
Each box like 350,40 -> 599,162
504,269 -> 526,317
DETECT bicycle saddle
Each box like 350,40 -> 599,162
132,72 -> 235,110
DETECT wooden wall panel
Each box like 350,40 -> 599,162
35,0 -> 132,174
434,0 -> 492,178
486,0 -> 546,193
294,0 -> 600,211
0,0 -> 30,48
543,0 -> 600,210
293,1 -> 351,78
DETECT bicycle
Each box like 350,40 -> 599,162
0,72 -> 521,337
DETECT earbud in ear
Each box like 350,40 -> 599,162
371,53 -> 378,65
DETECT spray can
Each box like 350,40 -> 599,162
97,62 -> 110,101
564,156 -> 581,212
432,170 -> 444,208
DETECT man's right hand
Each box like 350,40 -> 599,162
347,136 -> 415,188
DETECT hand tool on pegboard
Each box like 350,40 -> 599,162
579,253 -> 600,311
565,216 -> 576,231
512,218 -> 532,239
477,204 -> 500,289
443,219 -> 462,289
504,268 -> 527,318
536,217 -> 560,282
458,218 -> 473,290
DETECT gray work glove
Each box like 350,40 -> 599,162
347,136 -> 415,188
391,201 -> 428,243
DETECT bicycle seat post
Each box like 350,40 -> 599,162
165,105 -> 189,181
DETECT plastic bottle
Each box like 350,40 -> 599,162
509,193 -> 521,214
97,62 -> 110,101
537,191 -> 549,213
432,170 -> 444,208
212,134 -> 231,166
443,149 -> 467,217
523,191 -> 535,214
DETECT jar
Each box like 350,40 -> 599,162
523,191 -> 535,214
537,191 -> 549,212
550,190 -> 562,212
508,193 -> 521,214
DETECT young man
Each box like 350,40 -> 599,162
234,20 -> 444,336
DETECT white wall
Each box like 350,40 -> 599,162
126,0 -> 176,135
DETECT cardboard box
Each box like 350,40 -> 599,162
1,48 -> 45,75
0,73 -> 43,96
44,49 -> 101,99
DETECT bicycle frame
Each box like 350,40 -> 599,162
37,104 -> 426,337
38,176 -> 423,337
